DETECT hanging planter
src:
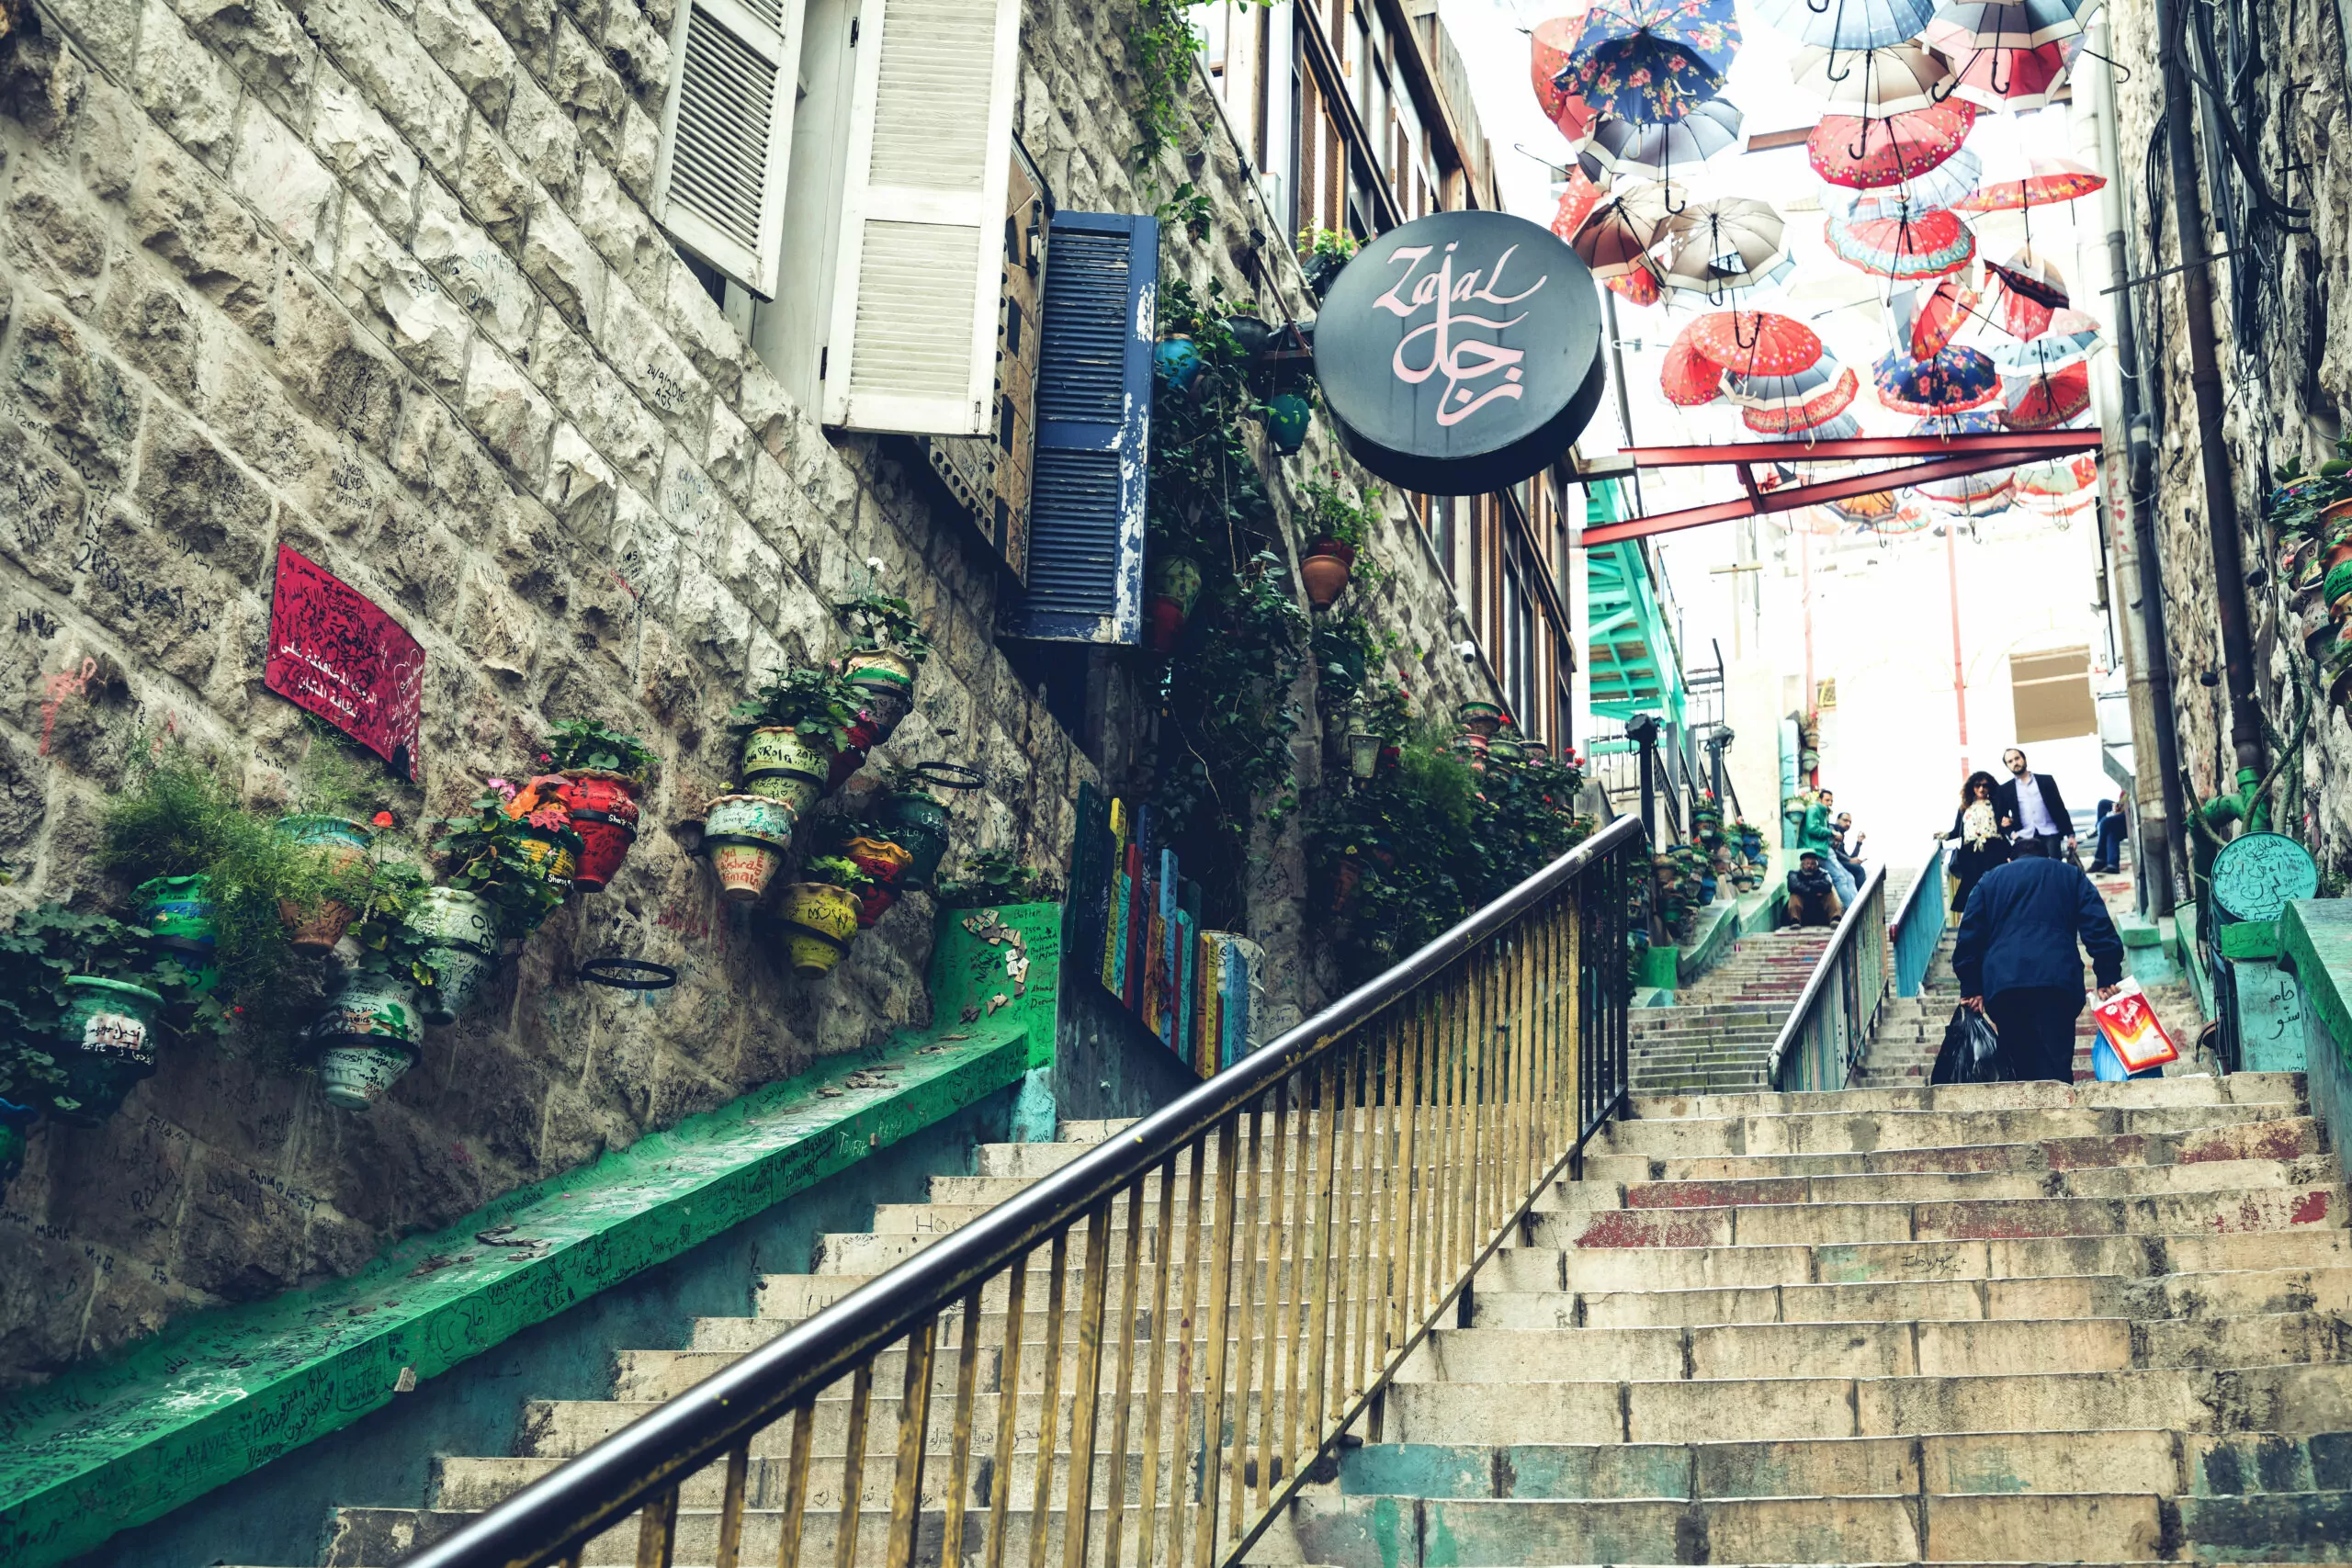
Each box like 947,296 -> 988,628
137,875 -> 220,996
310,970 -> 425,1109
1265,392 -> 1312,456
513,820 -> 582,885
1348,729 -> 1380,779
274,816 -> 375,953
777,882 -> 860,976
1299,539 -> 1355,610
1456,701 -> 1505,738
827,716 -> 886,793
880,761 -> 982,891
702,794 -> 799,903
1146,555 -> 1204,654
401,886 -> 502,1024
52,976 -> 164,1128
741,727 -> 837,816
842,650 -> 918,739
1154,336 -> 1201,391
843,833 -> 912,925
552,773 -> 641,892
1330,853 -> 1363,913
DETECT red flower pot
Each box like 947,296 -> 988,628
856,884 -> 899,929
1145,595 -> 1186,652
1300,539 -> 1356,610
555,771 -> 642,892
827,725 -> 879,791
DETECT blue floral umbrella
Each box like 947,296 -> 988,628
1562,0 -> 1741,125
1872,345 -> 2000,413
1754,0 -> 1933,50
1909,409 -> 2005,437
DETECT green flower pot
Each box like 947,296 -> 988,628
52,976 -> 164,1127
843,652 -> 918,739
401,887 -> 502,1023
311,972 -> 424,1109
138,874 -> 220,996
881,793 -> 952,891
0,1100 -> 34,1190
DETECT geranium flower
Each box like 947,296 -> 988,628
526,807 -> 567,829
372,811 -> 395,828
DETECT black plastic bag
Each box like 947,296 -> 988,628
1930,1004 -> 2004,1085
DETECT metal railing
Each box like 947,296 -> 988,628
1891,836 -> 1951,998
1767,863 -> 1889,1092
400,815 -> 1645,1568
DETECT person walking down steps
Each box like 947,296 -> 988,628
1941,770 -> 2009,913
1953,849 -> 2126,1082
1995,746 -> 2075,861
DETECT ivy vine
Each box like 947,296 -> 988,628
1128,0 -> 1201,170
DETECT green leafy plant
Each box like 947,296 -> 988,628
537,718 -> 661,781
1299,227 -> 1357,263
1127,0 -> 1201,170
291,721 -> 392,820
1156,182 -> 1213,242
729,665 -> 865,749
834,589 -> 935,666
0,904 -> 208,1117
936,852 -> 1063,909
344,860 -> 440,989
100,749 -> 247,883
800,854 -> 876,895
434,788 -> 580,936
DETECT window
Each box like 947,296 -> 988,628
652,0 -> 1023,437
2010,645 -> 2097,742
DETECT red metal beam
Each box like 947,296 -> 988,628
1618,432 -> 2102,468
1585,447 -> 2090,546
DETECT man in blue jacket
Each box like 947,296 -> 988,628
1952,852 -> 2127,1082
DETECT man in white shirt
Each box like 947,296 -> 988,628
1992,746 -> 2074,861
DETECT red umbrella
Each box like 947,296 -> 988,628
1986,245 -> 2069,309
1808,98 -> 1977,189
1740,367 -> 1860,432
1533,14 -> 1600,145
1828,489 -> 1901,524
2003,361 -> 2090,428
1661,322 -> 1726,406
1551,169 -> 1609,242
1998,283 -> 2054,339
1687,310 -> 1823,376
1826,208 -> 1978,279
1895,278 -> 1980,357
1953,154 -> 2106,210
1942,37 -> 2072,111
1607,268 -> 1663,304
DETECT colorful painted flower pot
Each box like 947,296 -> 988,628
1300,540 -> 1355,609
855,883 -> 899,929
880,793 -> 952,891
315,1042 -> 420,1109
311,972 -> 424,1109
136,875 -> 220,995
741,727 -> 835,815
827,718 -> 884,793
51,976 -> 164,1127
843,836 -> 912,887
1266,392 -> 1311,455
514,827 -> 581,885
843,651 -> 918,739
1154,337 -> 1201,391
554,773 -> 642,892
778,883 -> 860,976
1455,701 -> 1504,738
703,794 -> 798,902
274,816 -> 374,953
419,945 -> 501,1025
402,886 -> 500,1023
1146,555 -> 1204,653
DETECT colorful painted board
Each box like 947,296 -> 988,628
263,545 -> 425,781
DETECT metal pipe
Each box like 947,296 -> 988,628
2087,14 -> 2187,911
2155,0 -> 2265,784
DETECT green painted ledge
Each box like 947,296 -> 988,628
2280,900 -> 2352,1066
0,913 -> 1050,1568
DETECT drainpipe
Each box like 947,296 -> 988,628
2087,16 -> 2188,912
2155,0 -> 2266,798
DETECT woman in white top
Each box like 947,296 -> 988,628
1942,771 -> 2009,914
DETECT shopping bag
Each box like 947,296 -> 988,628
1932,1003 -> 2006,1085
2090,978 -> 2179,1073
2090,1033 -> 2130,1082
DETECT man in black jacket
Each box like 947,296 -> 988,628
1992,746 -> 2073,860
1953,853 -> 2125,1081
1786,851 -> 1842,927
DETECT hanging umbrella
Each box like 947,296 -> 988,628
1579,100 -> 1744,185
1607,268 -> 1665,304
1918,472 -> 2017,514
1953,153 -> 2107,210
1910,408 -> 2006,437
1688,310 -> 1822,376
1560,0 -> 1740,126
1550,168 -> 1610,242
1661,321 -> 1727,406
1923,0 -> 2087,56
1891,277 -> 1982,358
1810,98 -> 1978,188
1829,488 -> 1902,524
1569,184 -> 1679,280
1874,344 -> 2001,413
1738,367 -> 1861,432
1940,37 -> 2074,111
1986,244 -> 2069,308
1722,358 -> 1840,410
1790,43 -> 1953,117
1658,197 -> 1790,299
2013,451 -> 2098,497
1991,330 -> 2097,375
1996,282 -> 2055,339
1820,149 -> 1984,218
1752,0 -> 1934,50
1532,15 -> 1601,145
1826,207 -> 1977,278
2002,361 -> 2091,427
1880,500 -> 1936,531
1804,412 -> 1865,441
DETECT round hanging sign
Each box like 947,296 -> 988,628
2210,830 -> 2320,924
1311,210 -> 1608,495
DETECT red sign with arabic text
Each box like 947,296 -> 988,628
264,545 -> 424,781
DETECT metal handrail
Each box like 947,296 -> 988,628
1767,862 -> 1889,1090
1890,835 -> 1951,998
401,813 -> 1646,1568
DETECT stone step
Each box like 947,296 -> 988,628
1579,1118 -> 2326,1185
1544,1155 -> 2344,1213
1384,1361 -> 2352,1445
1624,1075 -> 2300,1122
1600,1102 -> 2301,1159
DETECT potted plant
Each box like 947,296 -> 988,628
537,719 -> 660,892
934,852 -> 1062,910
309,919 -> 435,1109
0,905 -> 203,1127
272,816 -> 377,953
700,793 -> 801,902
1297,226 -> 1357,299
1146,554 -> 1204,654
835,583 -> 933,741
435,784 -> 577,941
836,829 -> 914,928
1265,391 -> 1312,456
874,763 -> 960,892
731,666 -> 863,816
386,874 -> 499,1026
101,750 -> 238,993
1293,468 -> 1380,610
778,858 -> 868,976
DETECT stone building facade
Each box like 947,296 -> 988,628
0,0 -> 1498,1382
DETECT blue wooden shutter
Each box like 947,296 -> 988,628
1001,211 -> 1156,642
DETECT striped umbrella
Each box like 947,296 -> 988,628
1753,0 -> 1934,50
1991,330 -> 2098,376
1579,100 -> 1745,186
2002,361 -> 2091,427
1828,488 -> 1902,524
1809,98 -> 1978,188
1953,153 -> 2107,210
1688,310 -> 1822,376
1723,359 -> 1841,410
1790,43 -> 1953,117
1661,321 -> 1727,406
1737,367 -> 1861,433
1794,412 -> 1863,441
1873,345 -> 2001,413
1562,0 -> 1741,126
1532,15 -> 1601,145
1941,36 -> 2074,111
1820,149 -> 1984,218
1659,197 -> 1790,299
1987,245 -> 2069,308
1826,207 -> 1978,279
1924,0 -> 2088,56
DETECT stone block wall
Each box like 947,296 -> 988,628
0,0 -> 1496,1385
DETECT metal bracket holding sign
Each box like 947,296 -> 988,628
263,544 -> 425,782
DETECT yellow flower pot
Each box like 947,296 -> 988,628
777,883 -> 859,977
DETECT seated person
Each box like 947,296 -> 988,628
1787,850 -> 1844,927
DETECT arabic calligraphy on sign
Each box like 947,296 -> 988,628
1372,242 -> 1547,429
262,545 -> 425,782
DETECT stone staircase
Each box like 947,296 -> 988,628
1261,1072 -> 2352,1566
1629,927 -> 1833,1096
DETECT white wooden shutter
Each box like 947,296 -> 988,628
651,0 -> 802,299
818,0 -> 1022,434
